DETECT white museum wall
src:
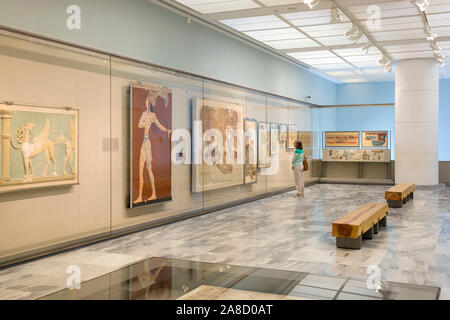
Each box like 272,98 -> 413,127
0,36 -> 111,259
0,33 -> 318,264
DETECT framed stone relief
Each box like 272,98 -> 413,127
0,104 -> 78,193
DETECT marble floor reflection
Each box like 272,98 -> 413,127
39,257 -> 440,300
0,184 -> 449,300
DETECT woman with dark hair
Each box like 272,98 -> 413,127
292,141 -> 304,197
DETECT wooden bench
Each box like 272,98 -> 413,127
332,203 -> 389,249
385,183 -> 416,208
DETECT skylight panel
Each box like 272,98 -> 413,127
372,29 -> 426,41
244,28 -> 305,42
220,15 -> 289,31
258,0 -> 303,6
264,38 -> 320,49
287,50 -> 336,60
175,0 -> 260,14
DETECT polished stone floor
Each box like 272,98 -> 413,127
0,183 -> 449,300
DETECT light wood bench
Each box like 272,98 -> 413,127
332,203 -> 389,249
385,183 -> 416,208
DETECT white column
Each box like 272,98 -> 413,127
395,59 -> 439,185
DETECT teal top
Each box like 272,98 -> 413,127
292,149 -> 304,167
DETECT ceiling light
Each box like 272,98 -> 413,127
377,54 -> 392,72
378,55 -> 388,66
345,24 -> 363,43
430,41 -> 441,54
411,0 -> 429,12
330,3 -> 341,23
434,53 -> 446,66
361,42 -> 371,55
304,0 -> 321,10
384,60 -> 393,72
425,24 -> 437,41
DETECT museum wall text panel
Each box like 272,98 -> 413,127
0,32 -> 318,265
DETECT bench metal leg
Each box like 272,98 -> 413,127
402,197 -> 407,204
373,222 -> 379,234
388,200 -> 402,208
336,235 -> 362,250
379,216 -> 387,227
410,192 -> 414,199
363,227 -> 374,240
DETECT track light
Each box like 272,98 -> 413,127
377,54 -> 392,72
384,60 -> 392,72
304,0 -> 321,9
434,53 -> 446,67
425,24 -> 437,41
361,42 -> 371,55
378,55 -> 388,66
430,41 -> 441,54
411,0 -> 429,12
330,3 -> 342,23
345,24 -> 363,43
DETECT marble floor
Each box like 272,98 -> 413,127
0,183 -> 449,300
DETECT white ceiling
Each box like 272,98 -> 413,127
155,0 -> 450,83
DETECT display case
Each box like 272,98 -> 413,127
320,131 -> 393,185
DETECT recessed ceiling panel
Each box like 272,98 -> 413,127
333,47 -> 382,56
425,0 -> 450,14
349,0 -> 419,19
316,34 -> 368,46
175,0 -> 260,14
372,29 -> 426,41
264,38 -> 320,49
427,13 -> 450,28
244,28 -> 305,41
343,54 -> 383,63
360,16 -> 423,32
301,57 -> 347,65
314,62 -> 354,70
438,41 -> 450,49
287,50 -> 336,59
391,51 -> 434,59
433,25 -> 450,36
258,0 -> 303,6
282,9 -> 350,27
300,23 -> 353,37
384,43 -> 432,52
220,15 -> 289,31
351,60 -> 382,68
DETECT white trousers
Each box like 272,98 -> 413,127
293,165 -> 304,195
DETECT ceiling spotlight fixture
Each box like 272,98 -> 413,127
304,0 -> 321,9
330,3 -> 342,23
434,53 -> 446,66
378,55 -> 388,66
425,24 -> 437,40
430,41 -> 441,54
377,54 -> 392,72
361,42 -> 371,55
411,0 -> 429,12
345,24 -> 363,43
384,60 -> 393,72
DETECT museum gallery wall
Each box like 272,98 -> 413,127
0,33 -> 317,265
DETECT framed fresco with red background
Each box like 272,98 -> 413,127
129,82 -> 172,208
